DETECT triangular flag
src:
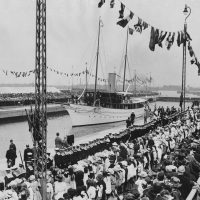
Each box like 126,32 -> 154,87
134,18 -> 143,33
119,3 -> 125,18
128,27 -> 134,35
98,0 -> 105,8
110,0 -> 115,8
117,12 -> 134,28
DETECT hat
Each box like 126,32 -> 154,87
29,175 -> 36,181
6,190 -> 13,198
165,165 -> 177,173
26,144 -> 29,148
25,182 -> 31,188
177,165 -> 185,175
107,168 -> 114,175
56,174 -> 63,181
113,165 -> 122,172
145,177 -> 151,184
55,148 -> 59,151
139,171 -> 148,178
157,171 -> 165,181
5,168 -> 11,172
171,176 -> 182,188
121,161 -> 128,167
112,142 -> 118,146
141,197 -> 149,200
105,138 -> 110,143
11,165 -> 18,170
15,178 -> 23,184
8,181 -> 17,187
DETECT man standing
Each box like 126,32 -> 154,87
130,112 -> 135,125
126,117 -> 131,128
24,144 -> 33,169
55,132 -> 63,148
9,139 -> 16,154
6,146 -> 17,167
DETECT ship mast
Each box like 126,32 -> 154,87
123,27 -> 129,92
134,70 -> 137,96
85,62 -> 88,92
94,18 -> 102,104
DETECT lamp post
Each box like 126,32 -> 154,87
181,4 -> 191,113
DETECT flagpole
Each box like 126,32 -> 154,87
149,72 -> 151,92
123,27 -> 129,92
85,62 -> 88,92
134,69 -> 136,96
94,17 -> 101,105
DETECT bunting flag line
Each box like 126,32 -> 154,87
116,73 -> 152,84
97,0 -> 200,77
188,41 -> 200,76
2,69 -> 35,78
1,67 -> 109,83
97,0 -> 188,52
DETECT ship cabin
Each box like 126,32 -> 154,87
83,90 -> 146,109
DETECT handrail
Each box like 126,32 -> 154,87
186,177 -> 200,200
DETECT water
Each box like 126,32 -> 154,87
158,90 -> 200,98
0,101 -> 192,160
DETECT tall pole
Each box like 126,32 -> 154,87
181,5 -> 191,113
85,62 -> 88,91
182,23 -> 187,112
134,70 -> 136,96
34,0 -> 47,199
149,72 -> 152,92
123,27 -> 129,92
71,65 -> 74,90
94,18 -> 101,104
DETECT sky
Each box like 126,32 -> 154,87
0,0 -> 200,87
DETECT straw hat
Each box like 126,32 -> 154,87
29,175 -> 36,181
112,142 -> 118,146
177,165 -> 185,175
139,171 -> 148,178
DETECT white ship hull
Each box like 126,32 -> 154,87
65,103 -> 145,127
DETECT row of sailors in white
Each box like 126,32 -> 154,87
53,120 -> 195,199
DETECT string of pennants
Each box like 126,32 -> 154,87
116,74 -> 152,85
97,0 -> 192,51
98,0 -> 200,76
1,66 -> 152,85
1,67 -> 108,83
2,69 -> 35,77
188,42 -> 200,76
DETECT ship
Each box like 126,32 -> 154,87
65,18 -> 148,127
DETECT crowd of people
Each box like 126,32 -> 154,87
1,106 -> 200,200
0,92 -> 69,106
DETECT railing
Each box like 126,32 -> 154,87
186,177 -> 200,200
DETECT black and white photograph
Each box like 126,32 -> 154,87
0,0 -> 200,199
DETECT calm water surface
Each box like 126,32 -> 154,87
0,101 -> 192,159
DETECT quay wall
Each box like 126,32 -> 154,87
0,105 -> 68,124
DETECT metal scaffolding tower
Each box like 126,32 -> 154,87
34,0 -> 47,199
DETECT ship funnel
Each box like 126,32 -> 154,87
108,73 -> 116,93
